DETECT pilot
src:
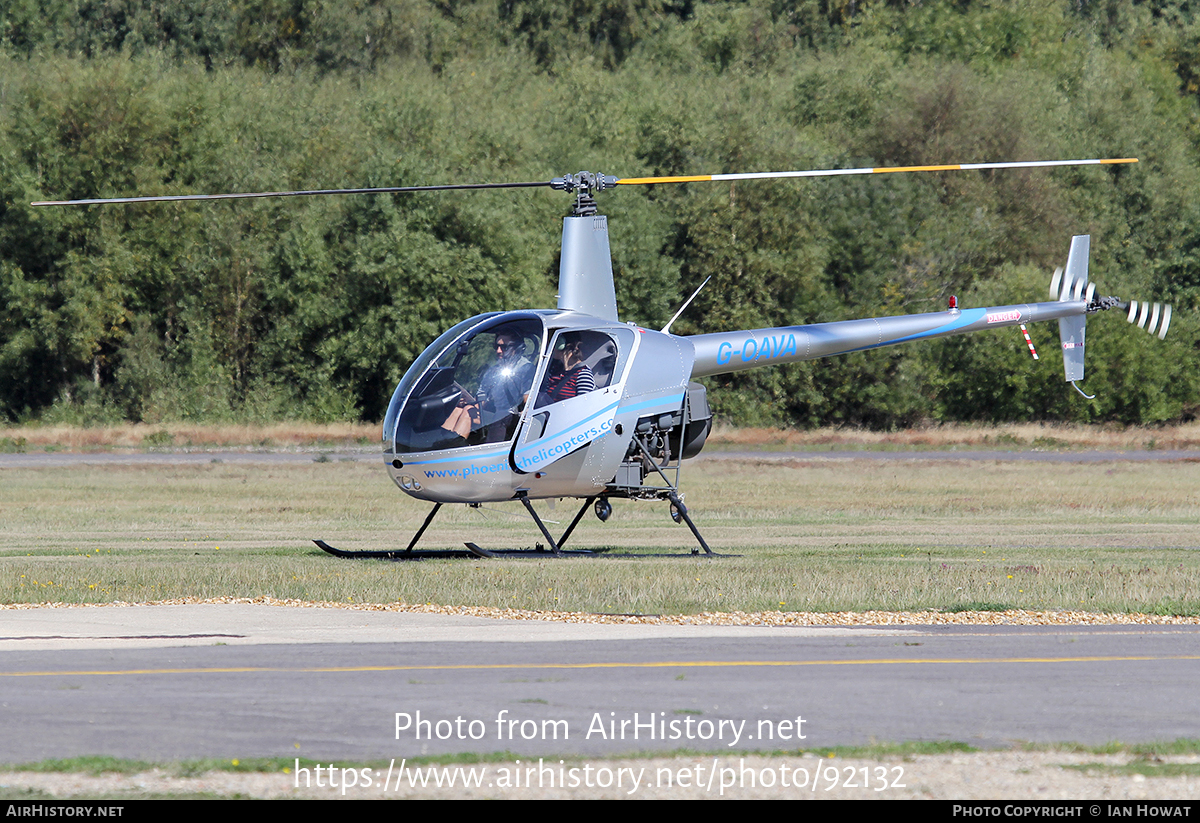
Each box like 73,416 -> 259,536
476,328 -> 535,441
541,334 -> 595,403
440,329 -> 533,442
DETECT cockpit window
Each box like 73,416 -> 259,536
389,315 -> 544,454
534,329 -> 623,410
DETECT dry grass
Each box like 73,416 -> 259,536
4,421 -> 1200,451
2,457 -> 1198,615
0,422 -> 378,450
707,421 -> 1200,450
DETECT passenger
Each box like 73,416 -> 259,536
542,335 -> 595,403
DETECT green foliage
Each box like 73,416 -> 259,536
2,1 -> 1199,426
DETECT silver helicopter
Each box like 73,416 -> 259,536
34,158 -> 1171,559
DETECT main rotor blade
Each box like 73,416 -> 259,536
31,157 -> 1138,206
616,157 -> 1138,186
31,180 -> 553,207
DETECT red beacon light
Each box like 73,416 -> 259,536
948,295 -> 958,310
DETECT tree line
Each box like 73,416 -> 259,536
3,0 -> 1200,427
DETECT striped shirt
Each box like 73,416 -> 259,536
545,365 -> 595,403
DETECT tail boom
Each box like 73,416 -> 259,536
688,300 -> 1088,378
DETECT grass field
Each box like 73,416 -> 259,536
2,454 -> 1198,615
5,420 -> 1200,451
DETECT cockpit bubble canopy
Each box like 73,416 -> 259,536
385,313 -> 545,455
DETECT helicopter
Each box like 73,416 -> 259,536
33,157 -> 1172,559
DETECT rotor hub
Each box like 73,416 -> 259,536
550,172 -> 618,194
551,172 -> 617,216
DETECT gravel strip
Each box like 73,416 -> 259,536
2,597 -> 1198,625
2,751 -> 1197,799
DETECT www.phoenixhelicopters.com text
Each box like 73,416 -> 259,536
396,710 -> 806,747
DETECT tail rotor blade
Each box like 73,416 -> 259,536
1158,304 -> 1172,339
1059,267 -> 1074,301
1123,297 -> 1173,339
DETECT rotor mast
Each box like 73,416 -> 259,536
551,172 -> 620,321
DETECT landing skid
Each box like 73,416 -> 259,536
312,539 -> 724,560
313,539 -> 603,560
313,539 -> 474,560
314,487 -> 723,559
464,542 -> 606,558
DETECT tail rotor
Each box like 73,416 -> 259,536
1044,236 -> 1175,399
1054,256 -> 1174,342
1124,299 -> 1172,340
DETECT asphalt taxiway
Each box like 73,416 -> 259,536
1,604 -> 1197,762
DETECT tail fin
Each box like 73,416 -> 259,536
1057,235 -> 1090,385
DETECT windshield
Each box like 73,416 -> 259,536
387,314 -> 544,454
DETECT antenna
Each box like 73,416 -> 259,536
662,276 -> 712,334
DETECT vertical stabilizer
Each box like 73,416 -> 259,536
1058,235 -> 1090,383
558,215 -> 619,320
